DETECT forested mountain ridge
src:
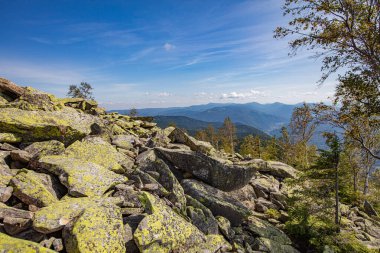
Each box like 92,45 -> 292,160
111,102 -> 300,133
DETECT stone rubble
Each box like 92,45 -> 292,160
0,77 -> 378,252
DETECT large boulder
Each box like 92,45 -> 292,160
38,156 -> 126,197
258,161 -> 298,179
137,150 -> 186,211
10,169 -> 59,207
0,107 -> 100,144
63,204 -> 126,253
168,128 -> 215,154
182,179 -> 251,226
0,202 -> 34,220
133,192 -> 231,253
0,78 -> 25,100
0,232 -> 56,253
33,197 -> 122,233
186,195 -> 219,235
62,136 -> 134,173
364,200 -> 379,217
0,151 -> 13,187
246,216 -> 293,245
156,147 -> 256,191
252,237 -> 300,253
24,140 -> 65,160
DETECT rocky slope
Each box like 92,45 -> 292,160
0,78 -> 379,253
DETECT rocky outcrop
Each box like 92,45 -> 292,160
38,156 -> 126,197
133,192 -> 231,253
182,179 -> 252,226
156,147 -> 256,191
0,107 -> 100,145
3,78 -> 377,252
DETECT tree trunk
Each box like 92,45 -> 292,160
335,165 -> 340,227
363,153 -> 371,195
364,169 -> 370,195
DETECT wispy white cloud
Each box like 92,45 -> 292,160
163,43 -> 175,51
220,89 -> 267,99
157,92 -> 172,97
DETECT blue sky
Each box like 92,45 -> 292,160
0,0 -> 336,109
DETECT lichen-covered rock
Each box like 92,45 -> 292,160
134,192 -> 231,253
0,107 -> 100,144
156,147 -> 256,191
24,140 -> 65,159
186,195 -> 219,235
182,179 -> 251,226
63,204 -> 126,253
168,128 -> 215,154
10,169 -> 58,207
111,134 -> 139,150
0,186 -> 13,202
364,200 -> 379,217
216,216 -> 232,238
0,202 -> 34,220
0,232 -> 57,253
259,161 -> 298,179
228,182 -> 257,211
0,151 -> 13,187
0,78 -> 25,100
138,151 -> 186,211
33,197 -> 122,233
39,156 -> 126,197
250,175 -> 280,199
10,150 -> 32,163
3,216 -> 32,235
63,136 -> 134,173
0,132 -> 22,143
252,237 -> 300,253
246,216 -> 292,245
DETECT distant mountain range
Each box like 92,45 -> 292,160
112,102 -> 301,134
153,116 -> 271,140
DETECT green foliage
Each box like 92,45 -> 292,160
128,108 -> 138,117
239,135 -> 261,158
67,82 -> 94,100
265,208 -> 281,220
218,117 -> 236,153
275,0 -> 380,83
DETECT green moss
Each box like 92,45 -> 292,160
265,208 -> 281,220
0,232 -> 57,253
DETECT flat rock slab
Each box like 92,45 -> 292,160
33,197 -> 122,233
258,160 -> 298,179
39,156 -> 127,197
168,128 -> 215,154
10,169 -> 58,207
156,147 -> 256,191
0,107 -> 100,144
0,232 -> 57,253
182,179 -> 251,226
0,202 -> 33,220
134,192 -> 230,253
63,136 -> 134,173
63,204 -> 126,253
